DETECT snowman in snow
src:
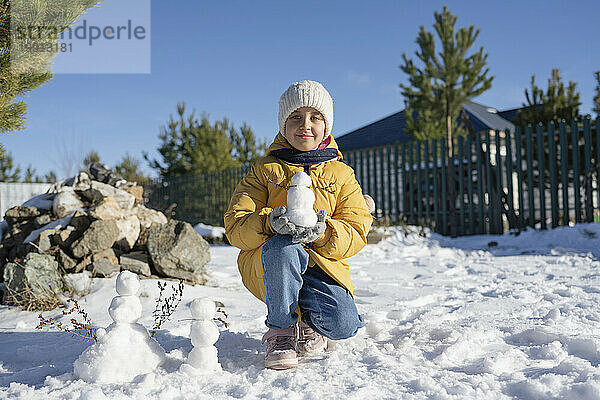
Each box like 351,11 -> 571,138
73,271 -> 166,384
180,297 -> 222,374
270,171 -> 327,243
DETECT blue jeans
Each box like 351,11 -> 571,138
261,234 -> 364,340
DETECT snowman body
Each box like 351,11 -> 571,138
284,171 -> 318,228
180,297 -> 221,374
73,271 -> 165,383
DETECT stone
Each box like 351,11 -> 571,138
92,248 -> 119,265
78,187 -> 104,204
47,171 -> 92,194
89,258 -> 120,278
122,185 -> 144,204
114,215 -> 140,251
53,187 -> 85,218
34,214 -> 52,227
119,252 -> 151,276
74,255 -> 93,273
146,220 -> 210,284
52,227 -> 81,249
83,181 -> 135,212
2,220 -> 39,248
88,162 -> 126,187
34,228 -> 59,253
68,210 -> 95,231
57,248 -> 77,272
2,253 -> 63,305
70,219 -> 120,259
90,196 -> 124,220
7,243 -> 32,263
133,222 -> 159,251
63,271 -> 92,297
4,206 -> 41,225
135,205 -> 167,229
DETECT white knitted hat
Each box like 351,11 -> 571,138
278,80 -> 334,137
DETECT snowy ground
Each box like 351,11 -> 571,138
2,224 -> 600,399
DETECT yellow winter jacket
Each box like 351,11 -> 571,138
224,133 -> 373,303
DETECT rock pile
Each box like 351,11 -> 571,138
0,163 -> 211,307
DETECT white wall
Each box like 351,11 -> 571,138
0,183 -> 51,220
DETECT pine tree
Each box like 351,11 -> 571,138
43,170 -> 56,183
0,149 -> 20,181
515,69 -> 581,128
228,122 -> 266,170
82,150 -> 100,170
593,71 -> 600,118
114,153 -> 148,183
144,102 -> 240,179
399,6 -> 493,237
23,164 -> 41,183
0,0 -> 103,157
399,6 -> 493,151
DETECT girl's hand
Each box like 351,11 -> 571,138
269,206 -> 300,236
292,210 -> 327,244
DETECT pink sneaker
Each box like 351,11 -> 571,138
297,321 -> 327,354
261,325 -> 298,370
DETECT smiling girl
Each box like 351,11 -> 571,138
224,80 -> 373,370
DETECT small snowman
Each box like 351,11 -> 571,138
73,271 -> 166,384
283,171 -> 317,228
180,297 -> 221,374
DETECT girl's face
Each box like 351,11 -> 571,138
284,107 -> 326,151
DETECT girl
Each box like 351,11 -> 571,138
224,80 -> 372,370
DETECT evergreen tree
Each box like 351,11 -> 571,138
144,102 -> 240,178
399,6 -> 493,151
515,69 -> 581,128
82,150 -> 100,170
23,164 -> 40,183
228,122 -> 266,170
114,153 -> 148,183
43,169 -> 57,183
0,149 -> 20,181
0,0 -> 103,156
593,71 -> 600,118
399,6 -> 493,237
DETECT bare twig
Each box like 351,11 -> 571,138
36,298 -> 97,342
150,279 -> 184,336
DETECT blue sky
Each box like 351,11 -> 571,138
2,0 -> 599,180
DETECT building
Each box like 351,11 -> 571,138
335,101 -> 517,151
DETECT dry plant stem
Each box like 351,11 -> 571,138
150,279 -> 184,337
36,298 -> 98,342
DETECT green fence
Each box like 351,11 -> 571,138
142,167 -> 247,227
344,117 -> 600,236
142,117 -> 600,236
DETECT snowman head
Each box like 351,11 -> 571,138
290,171 -> 312,188
190,298 -> 216,320
115,270 -> 140,296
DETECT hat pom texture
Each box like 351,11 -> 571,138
278,80 -> 334,138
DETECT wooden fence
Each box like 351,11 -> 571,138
143,117 -> 600,236
344,117 -> 600,236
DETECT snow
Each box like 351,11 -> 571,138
23,212 -> 74,244
2,223 -> 600,399
193,223 -> 225,240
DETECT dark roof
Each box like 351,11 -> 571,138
335,102 -> 519,151
334,110 -> 412,151
462,102 -> 515,133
